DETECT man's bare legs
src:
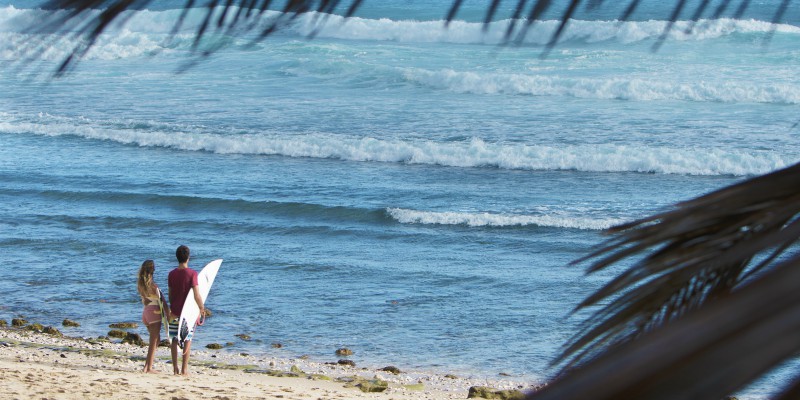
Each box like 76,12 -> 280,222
170,339 -> 180,375
170,338 -> 193,375
180,341 -> 192,375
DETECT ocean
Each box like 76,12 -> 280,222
1,0 -> 798,397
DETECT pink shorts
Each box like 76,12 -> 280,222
141,305 -> 162,326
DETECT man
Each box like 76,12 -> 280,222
167,245 -> 204,375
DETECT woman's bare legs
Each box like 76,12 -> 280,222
143,322 -> 161,373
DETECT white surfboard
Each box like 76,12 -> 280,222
177,259 -> 222,349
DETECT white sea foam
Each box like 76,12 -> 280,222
400,67 -> 800,104
387,208 -> 625,230
0,113 -> 791,177
296,15 -> 800,45
0,6 -> 203,61
2,5 -> 799,61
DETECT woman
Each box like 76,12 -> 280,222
137,259 -> 166,373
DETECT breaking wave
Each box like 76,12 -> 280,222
400,67 -> 800,104
387,208 -> 625,230
294,15 -> 800,45
1,5 -> 799,61
0,112 -> 790,177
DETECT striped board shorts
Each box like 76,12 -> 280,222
168,319 -> 180,341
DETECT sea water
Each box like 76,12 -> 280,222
0,1 -> 798,398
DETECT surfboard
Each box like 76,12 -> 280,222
156,287 -> 170,340
177,259 -> 222,349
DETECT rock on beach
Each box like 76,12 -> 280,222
467,386 -> 527,400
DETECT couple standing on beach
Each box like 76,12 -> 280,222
136,245 -> 206,375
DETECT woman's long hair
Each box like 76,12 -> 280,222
137,260 -> 156,299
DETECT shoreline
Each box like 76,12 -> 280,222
0,325 -> 543,399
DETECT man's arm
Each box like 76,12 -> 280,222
192,285 -> 204,316
167,286 -> 175,320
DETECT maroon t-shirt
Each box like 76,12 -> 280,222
168,267 -> 199,317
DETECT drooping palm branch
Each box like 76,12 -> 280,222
13,0 -> 800,398
24,0 -> 371,75
20,0 -> 789,75
526,162 -> 800,399
565,162 -> 800,364
528,249 -> 800,400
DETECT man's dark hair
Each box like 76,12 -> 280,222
176,245 -> 190,263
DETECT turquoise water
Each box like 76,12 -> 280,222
1,1 -> 799,397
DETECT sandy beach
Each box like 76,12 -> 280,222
0,325 -> 538,400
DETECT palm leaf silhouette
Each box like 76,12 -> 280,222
529,250 -> 800,400
14,0 -> 799,398
529,162 -> 800,399
22,1 -> 788,74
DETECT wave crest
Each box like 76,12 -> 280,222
297,16 -> 800,45
0,113 -> 790,177
2,5 -> 798,52
387,208 -> 624,230
401,67 -> 800,104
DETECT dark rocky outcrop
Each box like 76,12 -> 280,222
381,366 -> 401,374
122,332 -> 145,347
11,318 -> 27,327
335,348 -> 353,356
337,359 -> 356,367
42,326 -> 62,336
108,329 -> 127,339
243,366 -> 307,379
338,376 -> 388,393
467,386 -> 526,400
206,343 -> 223,349
62,319 -> 80,327
357,379 -> 388,393
109,322 -> 138,329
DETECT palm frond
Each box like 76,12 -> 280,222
22,0 -> 368,75
555,162 -> 800,371
15,0 -> 792,75
528,253 -> 800,400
